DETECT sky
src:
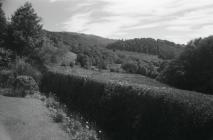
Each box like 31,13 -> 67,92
2,0 -> 213,44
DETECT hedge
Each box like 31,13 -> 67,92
40,70 -> 213,140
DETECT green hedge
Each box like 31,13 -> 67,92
40,71 -> 213,140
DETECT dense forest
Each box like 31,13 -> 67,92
106,38 -> 184,59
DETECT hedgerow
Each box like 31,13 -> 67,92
40,70 -> 213,140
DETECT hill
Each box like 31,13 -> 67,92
106,38 -> 184,59
44,30 -> 116,49
44,31 -> 184,60
42,31 -> 177,78
42,31 -> 186,78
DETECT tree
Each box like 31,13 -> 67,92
77,53 -> 92,69
122,61 -> 138,73
158,36 -> 213,94
9,2 -> 42,56
0,2 -> 7,47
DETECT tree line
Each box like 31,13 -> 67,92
106,38 -> 184,59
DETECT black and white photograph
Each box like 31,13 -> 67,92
0,0 -> 213,139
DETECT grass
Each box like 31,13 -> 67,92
49,66 -> 167,88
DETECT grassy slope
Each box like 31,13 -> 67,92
50,66 -> 213,97
50,66 -> 167,88
44,30 -> 116,48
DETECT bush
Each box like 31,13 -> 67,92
0,48 -> 14,68
13,75 -> 39,97
122,61 -> 138,73
41,70 -> 213,140
10,58 -> 42,84
122,60 -> 159,78
0,69 -> 15,88
44,94 -> 99,140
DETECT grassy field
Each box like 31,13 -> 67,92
49,66 -> 213,101
50,66 -> 167,88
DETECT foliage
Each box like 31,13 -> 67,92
0,3 -> 7,47
0,69 -> 15,88
158,36 -> 213,94
13,75 -> 39,97
41,69 -> 213,140
43,28 -> 165,78
7,2 -> 43,56
122,59 -> 159,78
122,60 -> 138,73
76,48 -> 115,69
77,53 -> 92,69
10,58 -> 42,83
43,94 -> 99,140
45,33 -> 162,78
0,48 -> 14,68
107,38 -> 184,59
38,45 -> 74,66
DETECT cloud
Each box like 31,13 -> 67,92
55,0 -> 213,43
49,0 -> 67,2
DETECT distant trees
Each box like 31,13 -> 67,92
107,38 -> 184,59
7,2 -> 43,56
107,38 -> 159,55
158,36 -> 213,94
75,46 -> 114,69
122,59 -> 159,78
122,61 -> 138,73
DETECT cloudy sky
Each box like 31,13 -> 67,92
2,0 -> 213,44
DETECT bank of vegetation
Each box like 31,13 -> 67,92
41,68 -> 213,140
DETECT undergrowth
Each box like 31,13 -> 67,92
30,93 -> 100,140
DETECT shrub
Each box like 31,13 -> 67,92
122,60 -> 159,78
0,69 -> 15,88
0,48 -> 14,68
122,61 -> 138,73
13,75 -> 39,97
41,70 -> 213,140
44,94 -> 99,140
10,58 -> 42,83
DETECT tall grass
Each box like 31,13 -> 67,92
41,70 -> 213,140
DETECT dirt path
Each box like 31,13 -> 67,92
0,95 -> 70,140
